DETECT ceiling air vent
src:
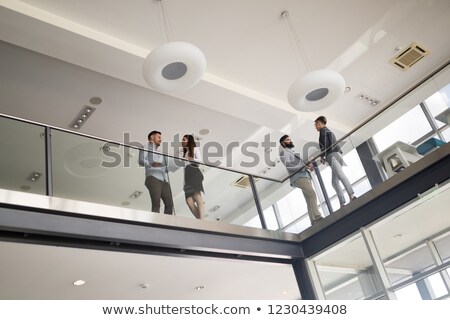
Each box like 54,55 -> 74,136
232,175 -> 258,188
389,42 -> 430,71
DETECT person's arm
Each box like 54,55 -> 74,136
280,150 -> 305,172
318,129 -> 327,163
138,146 -> 165,168
138,148 -> 148,166
319,128 -> 327,152
193,147 -> 202,162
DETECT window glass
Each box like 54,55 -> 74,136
313,234 -> 378,300
284,216 -> 311,234
243,215 -> 262,228
427,273 -> 448,299
276,188 -> 307,227
435,232 -> 450,263
373,105 -> 433,152
352,179 -> 371,196
426,83 -> 450,127
342,149 -> 366,183
441,127 -> 450,143
395,283 -> 422,300
263,205 -> 279,230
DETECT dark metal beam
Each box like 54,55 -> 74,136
292,258 -> 318,300
0,205 -> 304,261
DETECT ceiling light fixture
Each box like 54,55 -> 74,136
358,93 -> 379,106
70,106 -> 96,130
129,191 -> 143,199
209,205 -> 221,212
73,280 -> 86,286
89,97 -> 103,105
28,171 -> 42,182
142,0 -> 206,93
195,285 -> 205,291
282,11 -> 345,112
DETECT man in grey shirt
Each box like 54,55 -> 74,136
138,130 -> 173,214
279,135 -> 323,225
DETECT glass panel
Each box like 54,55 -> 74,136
427,272 -> 449,299
263,205 -> 279,230
370,183 -> 450,286
167,157 -> 260,224
315,138 -> 363,209
383,245 -> 435,286
313,234 -> 377,300
284,215 -> 311,234
395,272 -> 449,300
441,127 -> 450,142
373,105 -> 433,152
277,188 -> 308,227
243,215 -> 262,228
435,232 -> 450,263
352,178 -> 371,197
395,283 -> 422,300
425,84 -> 450,127
0,117 -> 46,195
255,163 -> 325,232
51,129 -> 149,210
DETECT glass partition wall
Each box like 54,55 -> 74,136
308,180 -> 450,300
0,117 -> 47,196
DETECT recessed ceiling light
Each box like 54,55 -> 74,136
20,185 -> 31,191
195,285 -> 205,291
199,128 -> 210,135
209,205 -> 221,212
73,280 -> 86,286
89,97 -> 103,105
70,106 -> 96,130
393,234 -> 402,239
121,201 -> 130,206
358,93 -> 379,106
129,191 -> 143,199
345,86 -> 352,93
28,171 -> 42,182
140,283 -> 150,289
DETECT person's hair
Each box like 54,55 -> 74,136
279,134 -> 289,146
183,134 -> 196,158
148,130 -> 161,141
314,116 -> 327,125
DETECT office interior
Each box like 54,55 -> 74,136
0,0 -> 449,300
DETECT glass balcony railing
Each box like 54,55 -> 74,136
1,63 -> 449,234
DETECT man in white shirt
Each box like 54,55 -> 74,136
279,135 -> 323,225
138,130 -> 173,214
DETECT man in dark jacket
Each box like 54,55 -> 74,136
315,116 -> 356,208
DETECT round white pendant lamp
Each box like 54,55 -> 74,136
287,69 -> 345,112
282,11 -> 345,111
142,0 -> 206,93
143,41 -> 206,92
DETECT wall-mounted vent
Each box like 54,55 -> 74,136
389,42 -> 430,71
232,175 -> 258,188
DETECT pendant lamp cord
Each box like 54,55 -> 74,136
158,0 -> 172,43
282,11 -> 312,72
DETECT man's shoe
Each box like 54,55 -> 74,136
312,217 -> 324,225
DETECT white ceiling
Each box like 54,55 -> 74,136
1,0 -> 450,161
0,241 -> 300,299
1,0 -> 450,299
